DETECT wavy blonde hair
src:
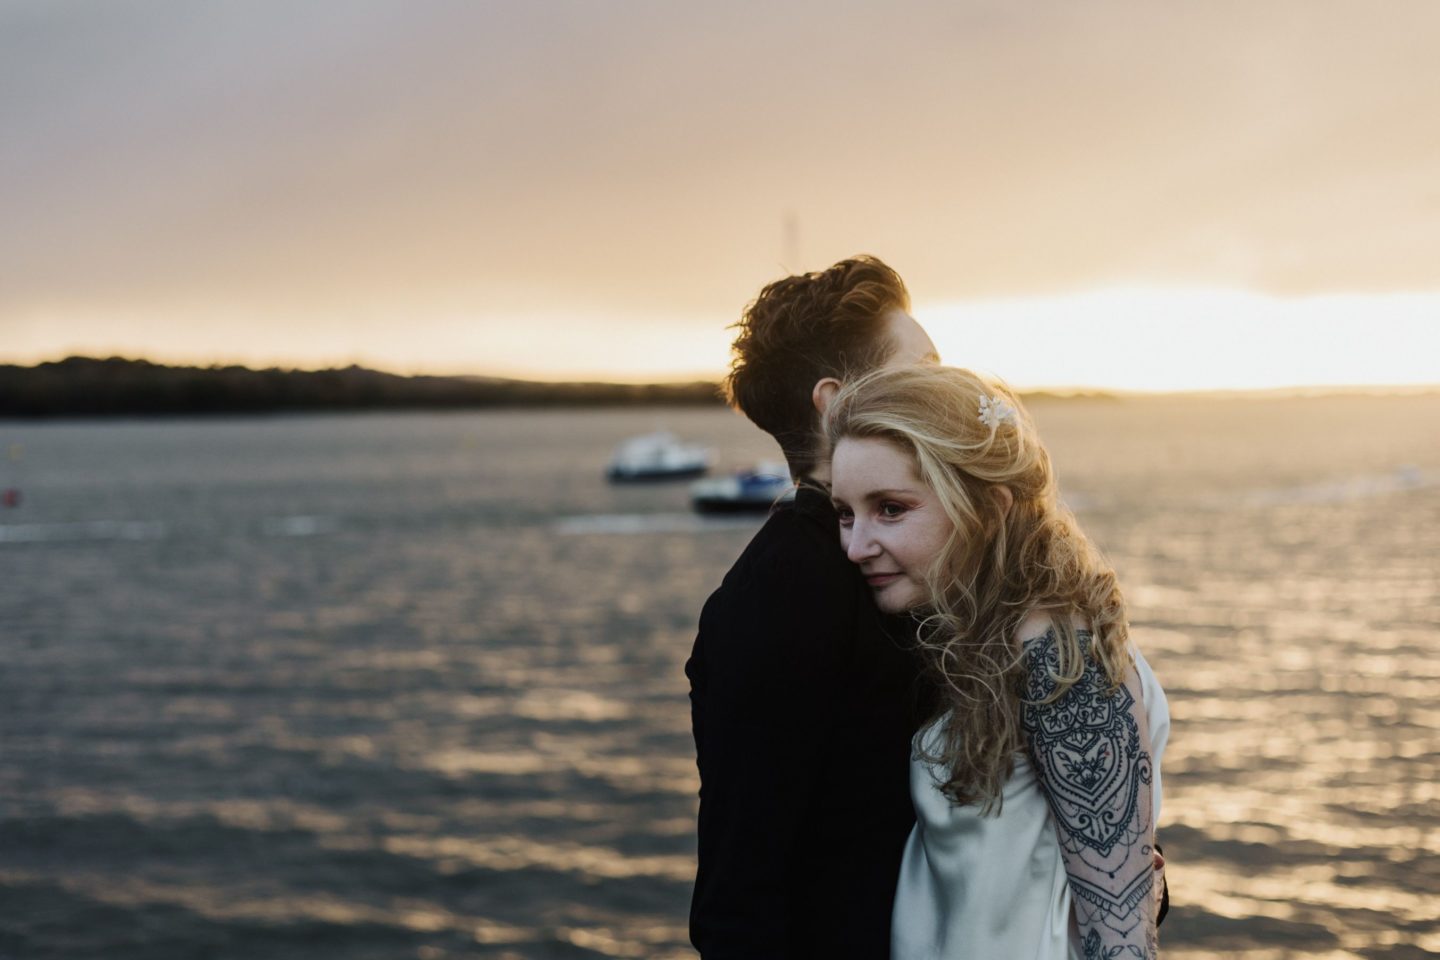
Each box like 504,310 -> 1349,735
824,365 -> 1130,811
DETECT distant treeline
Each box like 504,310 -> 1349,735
0,357 -> 726,418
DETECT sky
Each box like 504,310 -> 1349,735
3,0 -> 1439,390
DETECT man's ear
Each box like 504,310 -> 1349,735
812,377 -> 842,414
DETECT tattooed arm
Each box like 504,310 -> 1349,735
1020,628 -> 1157,960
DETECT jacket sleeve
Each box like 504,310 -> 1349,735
686,544 -> 854,958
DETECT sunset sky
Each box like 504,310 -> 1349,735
3,1 -> 1438,390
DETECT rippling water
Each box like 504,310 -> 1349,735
1,396 -> 1437,959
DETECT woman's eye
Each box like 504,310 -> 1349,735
880,501 -> 907,519
835,506 -> 854,527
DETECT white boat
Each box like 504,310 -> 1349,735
606,431 -> 712,482
690,462 -> 795,514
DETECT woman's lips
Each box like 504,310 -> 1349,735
864,573 -> 900,587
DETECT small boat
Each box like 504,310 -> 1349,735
691,463 -> 796,514
606,431 -> 712,482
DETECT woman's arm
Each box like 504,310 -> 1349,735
1021,629 -> 1157,959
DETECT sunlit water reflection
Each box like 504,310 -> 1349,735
1,396 -> 1436,959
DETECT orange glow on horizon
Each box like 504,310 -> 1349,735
5,286 -> 1438,393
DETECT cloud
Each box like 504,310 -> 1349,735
3,0 -> 1439,378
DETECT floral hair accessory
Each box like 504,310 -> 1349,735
977,394 -> 1017,429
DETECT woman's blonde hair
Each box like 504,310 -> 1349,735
824,365 -> 1130,811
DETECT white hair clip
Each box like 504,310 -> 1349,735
977,394 -> 1017,429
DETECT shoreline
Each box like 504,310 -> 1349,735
1,356 -> 1435,419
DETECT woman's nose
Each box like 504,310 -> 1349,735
845,521 -> 880,564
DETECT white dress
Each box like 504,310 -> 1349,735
892,646 -> 1169,960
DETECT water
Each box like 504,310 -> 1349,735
1,396 -> 1437,959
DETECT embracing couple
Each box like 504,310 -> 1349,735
686,257 -> 1170,959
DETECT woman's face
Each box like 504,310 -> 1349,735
830,436 -> 955,614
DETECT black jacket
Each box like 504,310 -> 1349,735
686,483 -> 929,958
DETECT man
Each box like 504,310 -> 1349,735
686,256 -> 939,958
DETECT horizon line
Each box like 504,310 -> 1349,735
5,354 -> 1438,400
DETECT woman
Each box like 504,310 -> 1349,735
825,365 -> 1169,959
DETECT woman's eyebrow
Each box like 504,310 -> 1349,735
843,486 -> 922,502
869,486 -> 922,498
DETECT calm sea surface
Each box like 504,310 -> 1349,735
1,396 -> 1437,960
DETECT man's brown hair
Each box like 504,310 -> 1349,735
725,255 -> 911,478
